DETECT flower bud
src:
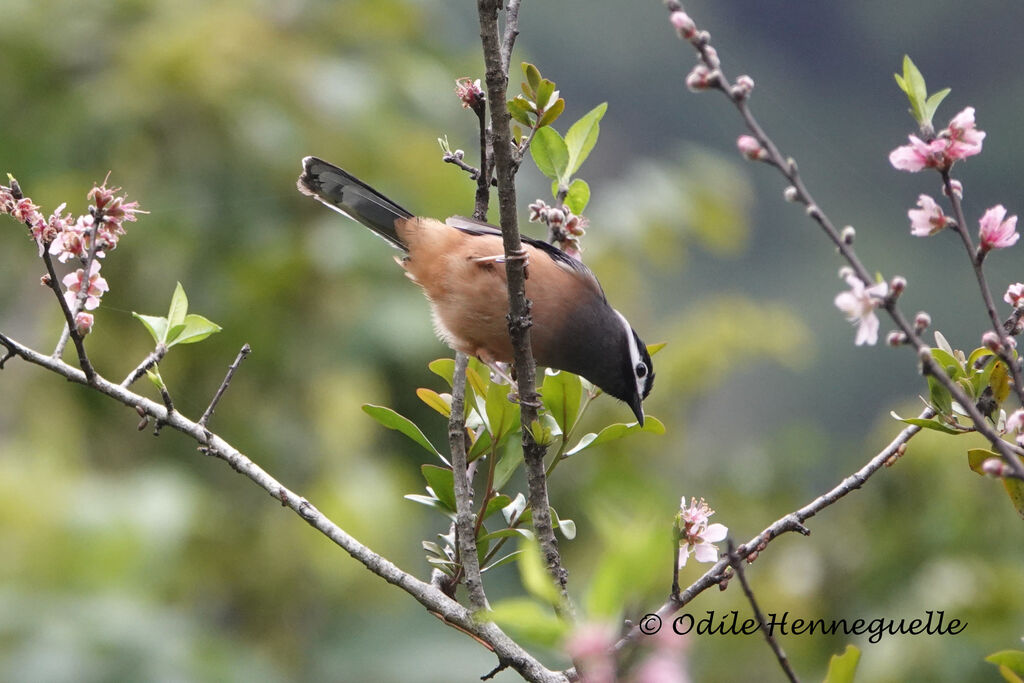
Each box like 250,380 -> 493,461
736,135 -> 765,161
783,186 -> 799,202
982,330 -> 1002,352
732,75 -> 755,99
914,312 -> 931,332
669,10 -> 696,39
886,331 -> 906,346
841,226 -> 855,244
981,457 -> 1007,477
890,276 -> 907,295
942,179 -> 963,200
685,64 -> 712,92
40,274 -> 51,286
75,312 -> 94,336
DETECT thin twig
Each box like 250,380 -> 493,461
727,539 -> 800,683
614,407 -> 932,653
0,329 -> 567,683
450,352 -> 489,611
121,344 -> 168,387
198,343 -> 251,429
39,250 -> 95,382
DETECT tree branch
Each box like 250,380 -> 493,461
614,407 -> 932,653
476,0 -> 571,605
0,330 -> 567,683
198,343 -> 251,429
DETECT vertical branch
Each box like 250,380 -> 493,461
476,0 -> 570,601
450,352 -> 488,611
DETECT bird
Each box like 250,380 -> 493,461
297,156 -> 654,424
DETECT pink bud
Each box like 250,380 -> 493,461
75,312 -> 94,336
685,64 -> 712,92
981,458 -> 1007,477
732,75 -> 755,99
1004,283 -> 1024,308
737,135 -> 766,161
982,330 -> 1002,351
669,11 -> 696,39
914,312 -> 931,331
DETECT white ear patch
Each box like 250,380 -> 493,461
614,309 -> 647,400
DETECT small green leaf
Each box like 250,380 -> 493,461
479,527 -> 533,544
895,55 -> 929,125
924,87 -> 951,123
482,550 -> 524,573
930,347 -> 964,380
968,448 -> 999,475
647,341 -> 668,356
465,361 -> 489,401
823,644 -> 861,683
468,428 -> 494,461
486,381 -> 521,444
890,411 -> 966,435
132,313 -> 168,345
167,314 -> 222,346
535,79 -> 555,110
487,597 -> 568,646
522,62 -> 541,97
483,494 -> 513,521
562,178 -> 590,214
518,539 -> 561,605
508,97 -> 534,127
542,369 -> 582,435
986,650 -> 1024,681
145,367 -> 165,390
494,442 -> 524,490
564,416 -> 666,456
362,404 -> 444,459
564,102 -> 607,176
1003,477 -> 1024,520
537,97 -> 564,128
421,464 -> 457,512
530,126 -> 569,181
927,375 -> 953,416
428,358 -> 456,387
404,494 -> 456,518
167,282 -> 189,329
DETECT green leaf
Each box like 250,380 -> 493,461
482,494 -> 513,521
404,494 -> 456,519
465,362 -> 489,401
421,464 -> 457,512
564,102 -> 607,176
362,404 -> 443,459
927,375 -> 953,416
468,428 -> 494,461
823,645 -> 861,683
145,367 -> 165,390
522,62 -> 541,97
530,126 -> 569,181
518,539 -> 561,605
132,313 -> 168,345
564,416 -> 666,456
542,369 -> 582,434
987,650 -> 1024,680
968,448 -> 999,475
428,358 -> 456,387
486,381 -> 521,444
487,597 -> 568,646
537,97 -> 564,128
895,55 -> 928,124
494,440 -> 525,490
167,313 -> 222,346
1003,477 -> 1024,520
535,78 -> 555,110
508,97 -> 534,127
890,411 -> 966,435
563,179 -> 590,214
930,347 -> 964,380
479,527 -> 533,544
482,550 -> 524,573
416,387 -> 451,418
167,282 -> 189,329
924,87 -> 951,123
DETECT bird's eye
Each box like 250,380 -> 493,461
635,363 -> 647,378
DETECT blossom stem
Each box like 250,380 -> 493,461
40,249 -> 95,382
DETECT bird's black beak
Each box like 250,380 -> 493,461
629,393 -> 645,427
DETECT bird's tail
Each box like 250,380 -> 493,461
297,156 -> 414,251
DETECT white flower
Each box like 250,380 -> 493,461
834,274 -> 888,346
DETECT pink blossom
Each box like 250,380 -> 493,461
889,135 -> 949,172
685,64 -> 713,92
677,497 -> 728,567
907,194 -> 948,236
49,215 -> 96,263
565,622 -> 616,683
1004,283 -> 1024,308
834,274 -> 888,345
454,77 -> 483,109
62,260 -> 108,311
75,312 -> 94,336
737,135 -> 766,161
945,107 -> 985,159
1006,409 -> 1024,447
978,205 -> 1019,251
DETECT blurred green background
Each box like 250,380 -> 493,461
1,1 -> 1023,680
